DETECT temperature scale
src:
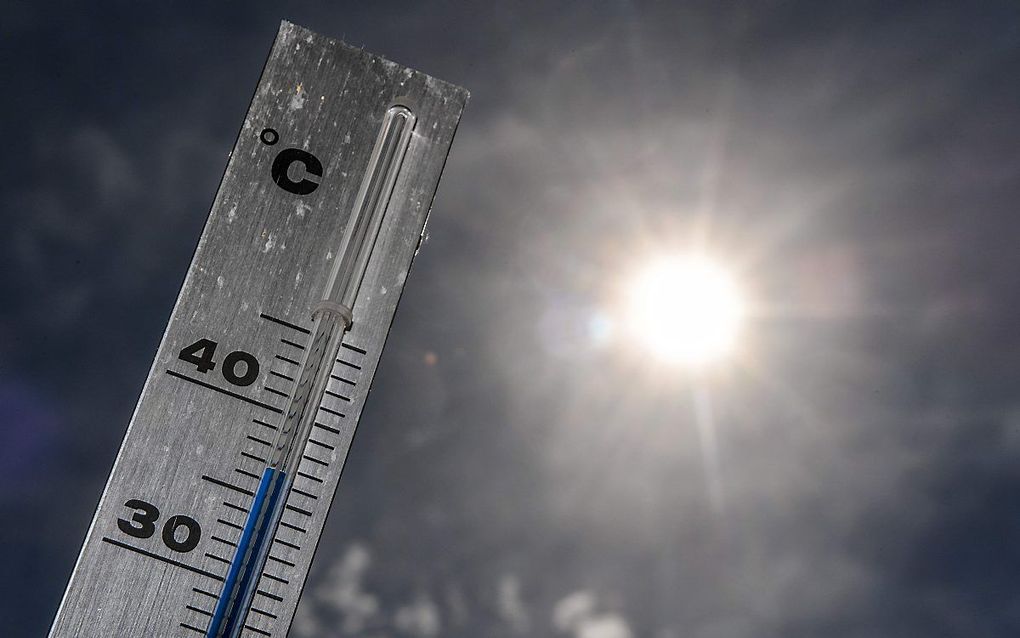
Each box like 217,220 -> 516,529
49,21 -> 468,637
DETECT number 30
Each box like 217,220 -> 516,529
117,499 -> 202,553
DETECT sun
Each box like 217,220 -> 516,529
623,255 -> 745,366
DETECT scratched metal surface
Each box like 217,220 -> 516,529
50,21 -> 467,638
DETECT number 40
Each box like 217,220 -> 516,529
178,338 -> 260,387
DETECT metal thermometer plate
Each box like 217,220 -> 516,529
50,21 -> 467,638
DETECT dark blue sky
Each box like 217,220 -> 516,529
4,2 -> 1020,636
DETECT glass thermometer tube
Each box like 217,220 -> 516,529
206,103 -> 417,638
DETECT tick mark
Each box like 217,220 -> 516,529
223,501 -> 248,514
252,418 -> 278,431
256,589 -> 283,602
211,535 -> 238,548
286,504 -> 313,516
166,371 -> 282,414
313,422 -> 340,435
259,312 -> 310,334
202,475 -> 254,497
101,537 -> 223,581
274,538 -> 300,551
329,373 -> 356,386
267,554 -> 296,567
318,405 -> 345,418
261,573 -> 289,585
235,468 -> 260,480
279,521 -> 306,534
324,389 -> 352,402
264,386 -> 289,399
291,487 -> 318,499
303,455 -> 328,467
342,342 -> 367,355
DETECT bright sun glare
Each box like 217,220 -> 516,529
624,255 -> 745,366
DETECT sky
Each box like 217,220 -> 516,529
3,1 -> 1020,636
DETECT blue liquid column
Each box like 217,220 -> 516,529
205,468 -> 288,637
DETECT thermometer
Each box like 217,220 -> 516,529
49,21 -> 467,637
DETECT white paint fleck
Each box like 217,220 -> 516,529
289,83 -> 306,111
296,202 -> 312,218
344,133 -> 351,144
380,286 -> 388,295
295,271 -> 303,284
216,275 -> 225,288
227,205 -> 237,223
326,250 -> 334,260
263,233 -> 276,252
